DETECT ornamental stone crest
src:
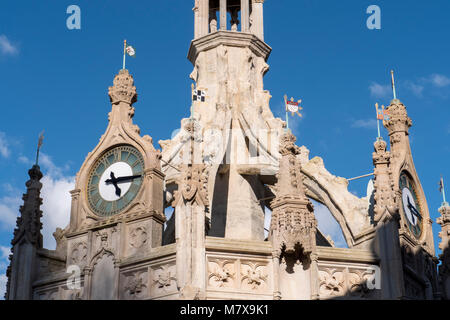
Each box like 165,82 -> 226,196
108,69 -> 137,106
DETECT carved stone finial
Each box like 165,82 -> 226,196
372,138 -> 397,222
108,69 -> 138,106
383,99 -> 412,136
270,132 -> 317,256
437,204 -> 450,299
11,165 -> 44,247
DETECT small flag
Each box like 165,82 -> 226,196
375,103 -> 389,121
284,95 -> 303,117
192,88 -> 206,102
126,45 -> 136,57
439,177 -> 444,193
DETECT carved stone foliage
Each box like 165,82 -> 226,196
318,264 -> 380,299
129,226 -> 148,249
123,270 -> 148,300
208,259 -> 236,288
108,69 -> 137,106
241,262 -> 268,292
207,256 -> 271,294
70,242 -> 88,266
150,264 -> 177,297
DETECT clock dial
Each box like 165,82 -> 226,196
399,172 -> 423,239
87,145 -> 144,217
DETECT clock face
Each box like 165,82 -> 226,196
87,145 -> 144,217
399,172 -> 423,239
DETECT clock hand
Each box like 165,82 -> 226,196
105,172 -> 122,197
407,196 -> 422,221
112,174 -> 142,184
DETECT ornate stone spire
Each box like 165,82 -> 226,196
372,138 -> 397,223
270,131 -> 317,256
11,165 -> 44,247
7,164 -> 44,299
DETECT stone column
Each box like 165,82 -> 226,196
175,120 -> 209,299
241,0 -> 250,32
251,0 -> 264,40
200,0 -> 209,36
220,0 -> 227,30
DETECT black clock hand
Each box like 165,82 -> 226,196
112,174 -> 142,184
407,196 -> 422,221
105,172 -> 122,197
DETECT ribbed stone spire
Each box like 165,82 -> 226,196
11,165 -> 44,247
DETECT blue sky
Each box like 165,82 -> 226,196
0,1 -> 449,297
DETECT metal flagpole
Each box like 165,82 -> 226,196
123,40 -> 127,70
35,131 -> 44,166
284,95 -> 289,131
375,103 -> 381,139
391,70 -> 397,100
441,176 -> 447,205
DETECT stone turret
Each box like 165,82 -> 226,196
6,165 -> 44,300
437,203 -> 450,299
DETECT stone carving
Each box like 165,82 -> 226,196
151,264 -> 177,296
372,138 -> 397,222
129,226 -> 147,249
318,265 -> 379,299
208,260 -> 236,288
124,271 -> 148,300
70,242 -> 88,265
241,262 -> 268,291
11,165 -> 43,247
108,69 -> 137,106
270,131 -> 317,256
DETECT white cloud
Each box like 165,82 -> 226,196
0,132 -> 10,158
18,155 -> 31,165
311,199 -> 347,248
0,35 -> 18,56
0,153 -> 74,250
405,81 -> 424,97
369,82 -> 391,99
0,196 -> 21,230
38,153 -> 74,249
430,74 -> 450,88
351,119 -> 377,129
0,273 -> 6,299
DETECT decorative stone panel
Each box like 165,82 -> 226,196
318,262 -> 380,299
206,254 -> 272,295
149,263 -> 177,298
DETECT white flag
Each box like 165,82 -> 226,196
126,45 -> 136,57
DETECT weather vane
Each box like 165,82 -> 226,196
284,94 -> 303,131
35,130 -> 44,166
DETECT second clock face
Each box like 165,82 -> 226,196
399,172 -> 423,239
87,145 -> 144,217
